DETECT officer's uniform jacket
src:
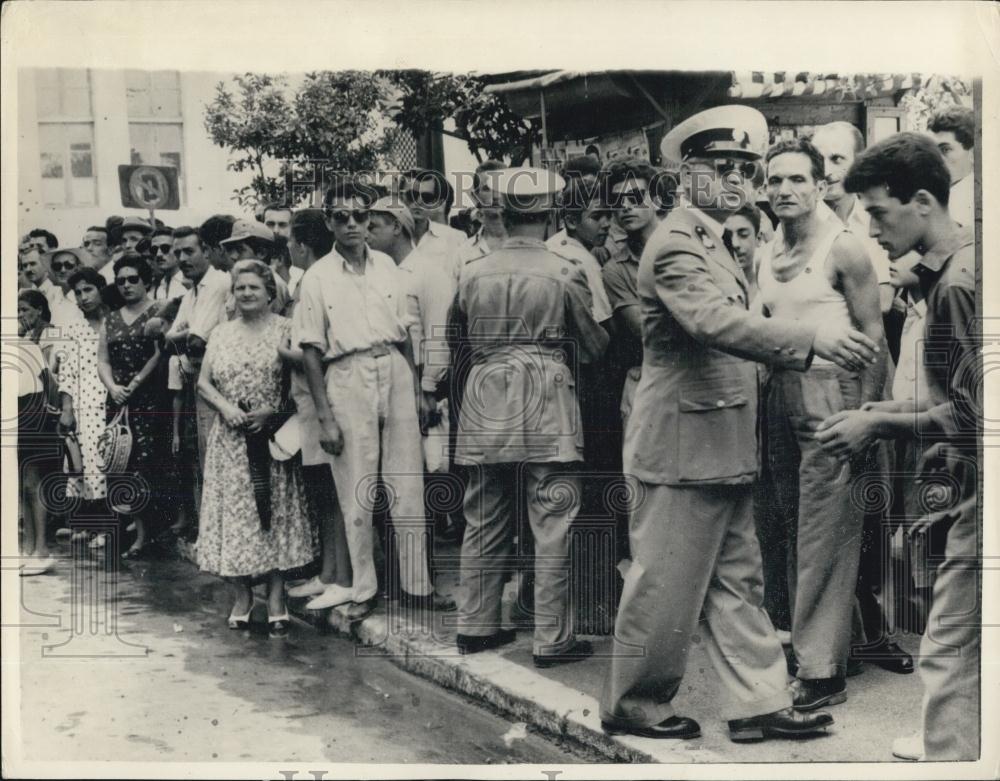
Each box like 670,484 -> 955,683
451,236 -> 609,465
624,206 -> 816,485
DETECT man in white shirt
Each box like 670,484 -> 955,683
42,248 -> 87,327
928,105 -> 975,228
458,161 -> 507,270
260,202 -> 304,296
298,181 -> 452,618
160,226 -> 233,518
81,225 -> 114,283
401,168 -> 467,279
148,227 -> 187,303
812,122 -> 895,314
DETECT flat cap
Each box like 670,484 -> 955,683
220,218 -> 276,246
481,167 -> 566,213
120,216 -> 153,234
661,105 -> 768,166
370,197 -> 416,238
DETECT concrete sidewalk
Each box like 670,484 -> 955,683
175,536 -> 923,763
277,555 -> 925,764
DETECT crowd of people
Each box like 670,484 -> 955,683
15,101 -> 978,759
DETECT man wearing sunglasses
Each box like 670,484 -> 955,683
42,248 -> 88,327
600,105 -> 881,743
148,226 -> 187,303
400,168 -> 467,279
601,158 -> 666,430
297,180 -> 452,621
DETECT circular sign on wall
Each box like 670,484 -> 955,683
127,166 -> 171,209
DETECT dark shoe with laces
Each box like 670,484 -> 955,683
729,707 -> 833,742
792,677 -> 847,711
456,629 -> 516,655
601,715 -> 701,740
852,640 -> 914,674
533,640 -> 593,669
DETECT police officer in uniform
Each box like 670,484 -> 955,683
599,106 -> 881,741
451,167 -> 609,665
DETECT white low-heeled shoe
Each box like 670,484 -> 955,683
305,584 -> 353,610
227,604 -> 254,630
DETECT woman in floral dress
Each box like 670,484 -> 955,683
97,254 -> 170,557
196,260 -> 315,638
56,268 -> 110,514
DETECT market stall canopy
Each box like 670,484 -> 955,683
484,70 -> 635,118
728,72 -> 922,101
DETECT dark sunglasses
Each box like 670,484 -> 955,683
116,275 -> 141,286
404,189 -> 441,207
51,260 -> 79,271
329,209 -> 370,225
711,158 -> 760,180
152,243 -> 173,255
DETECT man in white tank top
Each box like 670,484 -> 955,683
757,138 -> 887,712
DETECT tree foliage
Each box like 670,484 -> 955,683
899,75 -> 972,133
204,71 -> 394,209
379,70 -> 539,165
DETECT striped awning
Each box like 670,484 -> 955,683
728,72 -> 922,101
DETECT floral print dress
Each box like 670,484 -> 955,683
195,315 -> 316,578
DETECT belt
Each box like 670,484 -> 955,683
326,342 -> 397,365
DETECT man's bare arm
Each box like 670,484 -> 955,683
832,233 -> 887,402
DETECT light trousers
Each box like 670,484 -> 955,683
767,365 -> 864,680
920,492 -> 980,760
325,348 -> 432,603
458,462 -> 579,656
600,482 -> 792,726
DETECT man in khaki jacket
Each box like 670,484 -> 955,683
600,106 -> 881,742
451,167 -> 609,666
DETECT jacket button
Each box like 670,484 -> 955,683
716,400 -> 726,408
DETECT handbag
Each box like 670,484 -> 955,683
62,430 -> 85,476
97,405 -> 133,473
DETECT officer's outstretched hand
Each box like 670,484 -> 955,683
813,322 -> 879,372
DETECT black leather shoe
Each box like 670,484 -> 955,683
400,590 -> 457,612
852,640 -> 914,674
456,629 -> 517,655
728,707 -> 833,742
601,716 -> 701,740
533,640 -> 593,669
792,677 -> 847,711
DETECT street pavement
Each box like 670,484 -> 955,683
9,545 -> 592,766
8,535 -> 929,768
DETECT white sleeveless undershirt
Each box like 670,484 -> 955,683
758,222 -> 852,365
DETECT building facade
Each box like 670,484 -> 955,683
17,68 -> 255,246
